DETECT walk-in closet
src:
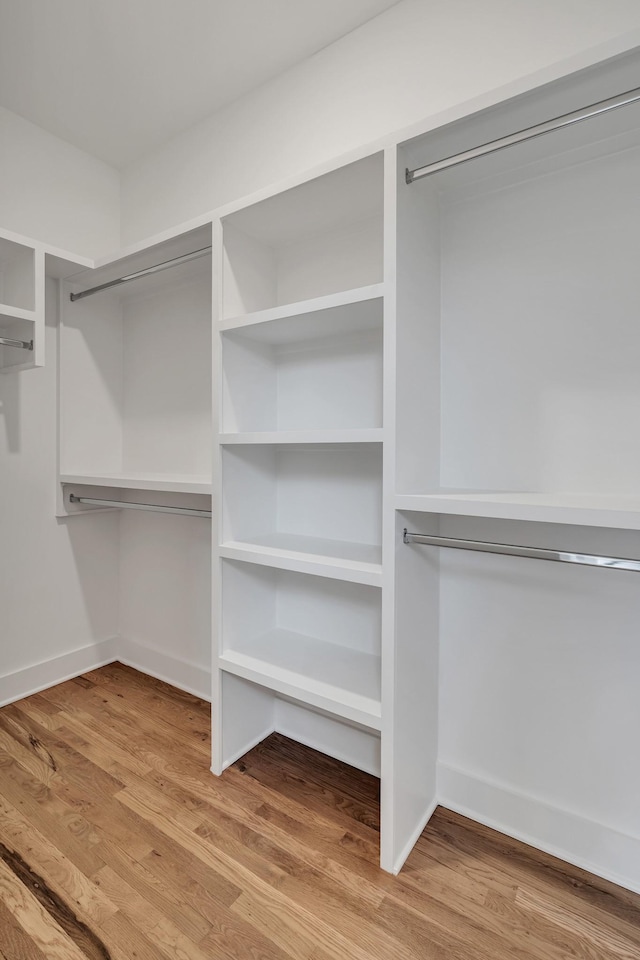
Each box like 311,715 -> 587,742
2,9 -> 640,940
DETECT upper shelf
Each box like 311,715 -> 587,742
219,429 -> 383,445
395,492 -> 640,531
220,283 -> 384,336
0,303 -> 36,322
60,472 -> 212,495
222,153 -> 384,318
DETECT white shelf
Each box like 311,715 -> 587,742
0,303 -> 36,322
220,283 -> 384,337
220,533 -> 382,586
395,491 -> 640,531
219,429 -> 383,445
219,628 -> 381,730
60,472 -> 212,495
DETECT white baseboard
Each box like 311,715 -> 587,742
117,636 -> 211,702
438,761 -> 640,896
0,638 -> 119,707
0,636 -> 210,707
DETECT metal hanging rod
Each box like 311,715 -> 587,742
406,85 -> 640,184
0,336 -> 33,351
69,494 -> 211,519
403,529 -> 640,574
69,246 -> 212,302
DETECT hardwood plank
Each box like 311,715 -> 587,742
141,846 -> 241,914
428,808 -> 640,926
91,841 -> 210,942
92,865 -> 211,960
230,885 -> 374,960
39,768 -> 159,864
0,796 -> 115,926
52,716 -> 154,778
196,913 -> 293,960
237,746 -> 379,844
1,703 -> 125,797
117,781 -> 289,890
0,753 -> 105,877
83,662 -> 210,733
42,680 -> 210,763
0,858 -> 108,960
85,662 -> 209,719
0,899 -> 49,960
516,886 -> 640,959
93,910 -> 161,960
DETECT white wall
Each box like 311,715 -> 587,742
121,0 -> 640,243
0,105 -> 119,256
0,109 -> 120,705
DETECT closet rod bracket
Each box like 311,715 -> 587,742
0,336 -> 33,351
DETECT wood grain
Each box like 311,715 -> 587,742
0,661 -> 638,959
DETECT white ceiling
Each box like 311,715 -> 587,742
0,0 -> 400,168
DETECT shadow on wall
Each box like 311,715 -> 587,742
0,366 -> 21,453
60,507 -> 121,648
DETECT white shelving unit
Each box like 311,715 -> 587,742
0,230 -> 45,372
213,151 -> 387,802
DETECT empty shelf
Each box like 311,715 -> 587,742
395,491 -> 640,531
220,532 -> 382,586
220,628 -> 381,730
221,283 -> 384,337
60,472 -> 212,495
219,429 -> 383,445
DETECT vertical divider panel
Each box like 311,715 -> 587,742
211,217 -> 225,773
32,246 -> 45,368
379,145 -> 398,872
381,144 -> 442,873
214,216 -> 279,773
220,673 -> 276,770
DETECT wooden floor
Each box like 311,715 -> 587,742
1,664 -> 639,959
